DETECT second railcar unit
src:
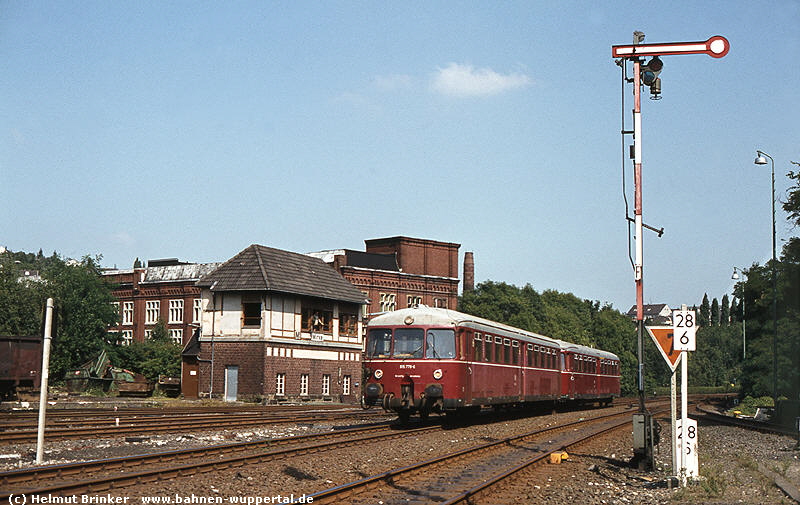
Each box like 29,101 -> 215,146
362,306 -> 620,420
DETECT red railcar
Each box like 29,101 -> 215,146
363,307 -> 620,420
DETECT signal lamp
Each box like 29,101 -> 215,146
374,369 -> 383,379
641,56 -> 663,86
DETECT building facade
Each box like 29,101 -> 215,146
309,236 -> 461,318
190,244 -> 367,403
103,260 -> 220,346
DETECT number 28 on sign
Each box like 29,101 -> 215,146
672,308 -> 696,352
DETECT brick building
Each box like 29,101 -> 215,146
308,236 -> 461,318
187,244 -> 367,402
103,259 -> 220,346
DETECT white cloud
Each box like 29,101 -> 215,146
431,63 -> 531,97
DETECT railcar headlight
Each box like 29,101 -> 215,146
374,369 -> 383,379
433,369 -> 443,380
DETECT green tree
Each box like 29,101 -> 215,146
149,318 -> 170,343
699,294 -> 711,327
0,255 -> 45,335
721,294 -> 730,325
43,256 -> 119,379
711,297 -> 720,326
458,281 -> 545,333
729,297 -> 739,324
733,163 -> 800,400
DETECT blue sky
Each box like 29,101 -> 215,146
1,2 -> 798,312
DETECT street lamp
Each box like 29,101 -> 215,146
754,150 -> 778,406
731,267 -> 746,360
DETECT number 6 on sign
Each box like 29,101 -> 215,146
672,309 -> 696,351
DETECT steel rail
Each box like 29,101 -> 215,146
0,423 -> 441,499
441,406 -> 669,504
304,407 -> 646,504
0,403 -> 352,419
0,409 -> 381,429
694,404 -> 799,436
0,410 -> 388,443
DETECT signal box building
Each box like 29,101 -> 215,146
188,244 -> 367,402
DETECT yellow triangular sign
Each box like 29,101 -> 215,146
646,325 -> 682,372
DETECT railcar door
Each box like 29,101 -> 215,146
460,329 -> 472,405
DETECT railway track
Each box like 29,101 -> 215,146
1,401 -> 673,502
0,420 -> 440,499
0,409 -> 388,443
306,406 -> 654,504
695,403 -> 799,436
0,403 -> 351,419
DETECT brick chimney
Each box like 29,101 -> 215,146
463,251 -> 474,292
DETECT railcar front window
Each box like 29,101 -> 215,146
393,328 -> 424,358
425,329 -> 455,359
367,329 -> 392,358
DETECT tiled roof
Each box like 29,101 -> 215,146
196,244 -> 367,304
143,263 -> 222,283
626,303 -> 670,317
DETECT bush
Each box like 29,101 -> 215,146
107,337 -> 181,382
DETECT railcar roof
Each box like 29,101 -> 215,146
368,306 -> 559,346
556,340 -> 620,361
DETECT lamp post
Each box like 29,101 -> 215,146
731,267 -> 747,360
754,150 -> 778,406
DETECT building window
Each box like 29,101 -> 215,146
121,330 -> 133,346
122,302 -> 134,325
379,293 -> 396,312
342,375 -> 351,396
242,298 -> 262,327
276,373 -> 285,396
111,302 -> 120,323
300,374 -> 309,396
144,329 -> 154,340
169,299 -> 184,324
407,296 -> 422,308
302,306 -> 333,334
434,298 -> 448,309
169,329 -> 183,345
192,299 -> 202,324
338,312 -> 358,337
322,374 -> 330,396
145,300 -> 160,324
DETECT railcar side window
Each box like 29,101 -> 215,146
474,335 -> 483,361
511,340 -> 519,365
526,344 -> 533,366
426,329 -> 455,359
494,336 -> 503,364
366,329 -> 392,358
393,328 -> 424,358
